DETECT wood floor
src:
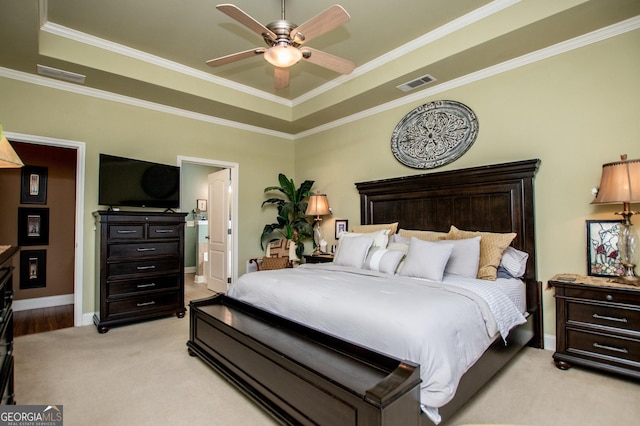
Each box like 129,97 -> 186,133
13,273 -> 215,337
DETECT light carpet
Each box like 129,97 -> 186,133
14,314 -> 640,425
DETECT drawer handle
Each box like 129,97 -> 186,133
155,229 -> 174,234
117,230 -> 137,234
136,283 -> 156,288
137,301 -> 156,307
136,248 -> 156,252
593,342 -> 629,354
592,313 -> 628,323
136,265 -> 156,270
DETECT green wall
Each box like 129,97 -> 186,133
1,28 -> 639,342
0,77 -> 294,316
295,29 -> 640,341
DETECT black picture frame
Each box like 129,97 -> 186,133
586,219 -> 623,277
18,207 -> 50,246
21,166 -> 48,204
335,219 -> 348,239
20,249 -> 47,289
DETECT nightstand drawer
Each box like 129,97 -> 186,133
108,242 -> 179,259
567,328 -> 640,365
567,302 -> 640,335
563,286 -> 640,306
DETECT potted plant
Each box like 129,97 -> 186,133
260,173 -> 315,259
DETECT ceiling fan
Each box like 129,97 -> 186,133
206,1 -> 356,89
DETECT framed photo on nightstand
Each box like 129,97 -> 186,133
586,219 -> 623,277
335,219 -> 348,239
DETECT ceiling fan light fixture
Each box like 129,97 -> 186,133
264,43 -> 302,68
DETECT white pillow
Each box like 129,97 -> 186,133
334,229 -> 390,259
500,246 -> 529,278
364,248 -> 405,274
399,237 -> 454,281
441,236 -> 481,278
333,236 -> 374,268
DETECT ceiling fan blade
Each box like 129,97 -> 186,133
301,47 -> 355,75
206,48 -> 265,67
216,4 -> 277,40
290,5 -> 350,44
274,67 -> 290,90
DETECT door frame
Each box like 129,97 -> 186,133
178,156 -> 239,285
5,131 -> 86,327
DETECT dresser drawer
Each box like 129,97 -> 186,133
567,301 -> 640,335
107,292 -> 180,317
108,274 -> 180,297
567,328 -> 640,366
563,286 -> 640,306
109,224 -> 145,240
107,258 -> 180,278
148,224 -> 181,239
108,242 -> 179,259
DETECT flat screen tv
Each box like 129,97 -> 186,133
98,154 -> 180,209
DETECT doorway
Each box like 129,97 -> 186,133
3,130 -> 85,327
178,156 -> 239,288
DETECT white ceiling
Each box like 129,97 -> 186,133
1,0 -> 639,135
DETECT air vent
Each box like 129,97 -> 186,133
396,74 -> 436,92
37,65 -> 86,84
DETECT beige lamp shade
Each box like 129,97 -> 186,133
306,194 -> 330,217
591,155 -> 640,204
0,125 -> 24,168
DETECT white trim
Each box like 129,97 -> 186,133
13,294 -> 74,312
293,0 -> 520,105
184,266 -> 197,274
544,334 -> 556,352
177,156 -> 239,286
296,15 -> 640,138
5,131 -> 86,327
1,15 -> 637,140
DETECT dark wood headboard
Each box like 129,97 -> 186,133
355,159 -> 543,347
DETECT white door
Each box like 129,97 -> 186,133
207,168 -> 231,293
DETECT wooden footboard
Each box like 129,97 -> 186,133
187,294 -> 422,426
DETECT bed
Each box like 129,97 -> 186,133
187,159 -> 543,425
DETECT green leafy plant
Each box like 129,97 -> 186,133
260,173 -> 315,259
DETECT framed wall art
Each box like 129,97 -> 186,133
197,199 -> 207,212
335,219 -> 348,239
20,249 -> 47,289
18,207 -> 50,246
586,219 -> 624,277
21,165 -> 48,204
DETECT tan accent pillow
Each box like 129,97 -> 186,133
261,256 -> 289,270
446,225 -> 516,280
398,229 -> 447,242
352,222 -> 399,235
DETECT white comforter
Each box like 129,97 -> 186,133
227,263 -> 526,417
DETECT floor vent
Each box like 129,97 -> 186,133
37,65 -> 86,84
396,74 -> 436,92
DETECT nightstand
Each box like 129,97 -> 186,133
304,254 -> 334,264
549,274 -> 640,379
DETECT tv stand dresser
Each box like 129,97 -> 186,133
94,211 -> 187,333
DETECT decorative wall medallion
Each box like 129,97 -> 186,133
391,100 -> 478,169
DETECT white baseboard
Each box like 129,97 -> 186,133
184,266 -> 196,274
12,294 -> 74,312
543,333 -> 556,351
82,312 -> 96,327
